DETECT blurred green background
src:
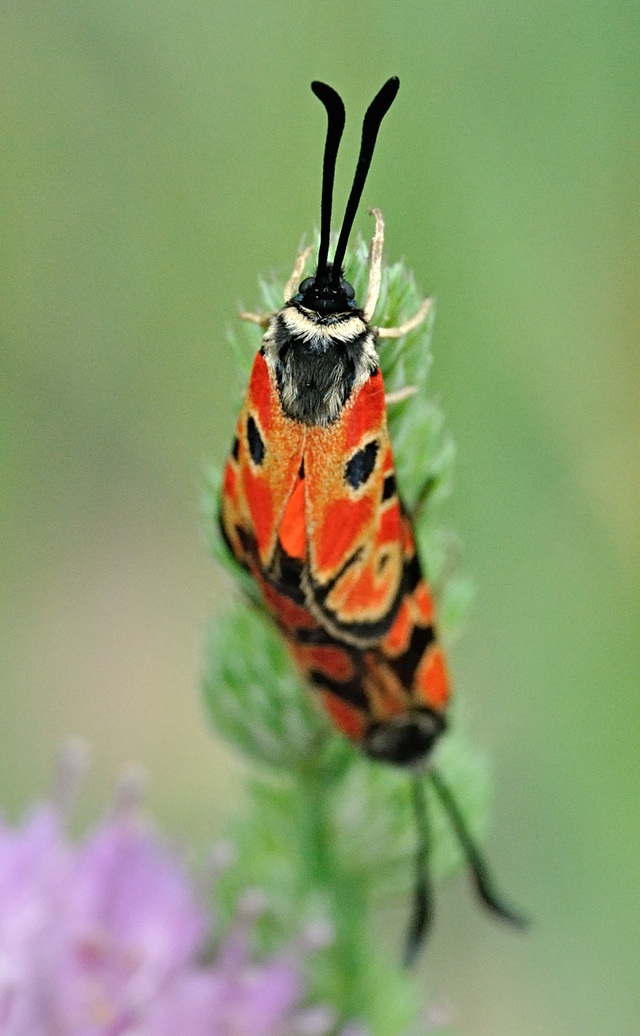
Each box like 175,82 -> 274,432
1,2 -> 638,1033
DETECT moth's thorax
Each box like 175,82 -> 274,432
262,302 -> 378,427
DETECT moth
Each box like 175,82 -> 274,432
220,78 -> 523,961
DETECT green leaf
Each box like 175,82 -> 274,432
203,602 -> 331,772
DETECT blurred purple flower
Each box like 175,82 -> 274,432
0,756 -> 334,1036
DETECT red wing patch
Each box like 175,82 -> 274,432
303,370 -> 406,647
220,351 -> 305,572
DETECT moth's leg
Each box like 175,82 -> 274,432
430,769 -> 528,930
363,207 -> 385,322
239,245 -> 314,327
381,301 -> 433,403
412,476 -> 439,522
283,245 -> 314,302
238,310 -> 273,328
366,210 -> 433,337
379,279 -> 433,404
377,296 -> 433,339
385,386 -> 418,406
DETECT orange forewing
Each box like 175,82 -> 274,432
303,369 -> 405,645
275,503 -> 449,746
220,351 -> 304,572
222,360 -> 406,650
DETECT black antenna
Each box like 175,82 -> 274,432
331,77 -> 400,284
310,82 -> 346,282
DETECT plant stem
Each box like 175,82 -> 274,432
296,758 -> 370,1021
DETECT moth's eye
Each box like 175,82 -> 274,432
298,277 -> 315,293
340,279 -> 355,300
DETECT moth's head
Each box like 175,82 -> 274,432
300,77 -> 399,317
295,264 -> 356,315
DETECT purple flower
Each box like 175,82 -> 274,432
0,753 -> 336,1036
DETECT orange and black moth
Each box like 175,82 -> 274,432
220,78 -> 523,961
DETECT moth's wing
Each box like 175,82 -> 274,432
303,368 -> 406,647
290,508 -> 451,758
220,350 -> 305,572
380,510 -> 451,715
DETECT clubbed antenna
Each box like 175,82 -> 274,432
310,82 -> 346,282
331,77 -> 400,283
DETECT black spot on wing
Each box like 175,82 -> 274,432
309,669 -> 369,710
291,625 -> 340,646
377,552 -> 390,574
236,524 -> 253,554
391,623 -> 436,690
247,415 -> 265,465
382,474 -> 396,501
345,440 -> 378,490
405,554 -> 422,593
275,550 -> 304,599
232,436 -> 240,461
